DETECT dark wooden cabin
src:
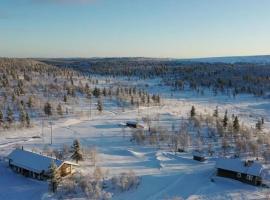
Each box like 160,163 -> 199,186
7,148 -> 78,180
193,151 -> 206,162
216,158 -> 265,186
126,121 -> 144,129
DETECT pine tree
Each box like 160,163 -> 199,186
44,102 -> 52,116
131,96 -> 134,105
261,117 -> 264,125
93,87 -> 100,98
102,87 -> 107,96
256,119 -> 262,131
0,110 -> 3,126
213,106 -> 219,118
6,106 -> 14,124
27,96 -> 33,108
19,108 -> 26,126
85,83 -> 90,94
190,106 -> 196,118
56,104 -> 63,116
233,116 -> 240,132
63,95 -> 67,103
97,98 -> 103,113
26,113 -> 30,127
48,160 -> 61,193
71,139 -> 83,163
223,110 -> 228,128
147,95 -> 150,106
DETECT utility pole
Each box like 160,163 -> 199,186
41,118 -> 44,143
89,98 -> 92,120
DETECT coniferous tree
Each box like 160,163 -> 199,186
63,95 -> 67,103
233,116 -> 240,132
71,139 -> 83,163
26,113 -> 30,127
93,87 -> 100,98
56,104 -> 63,116
27,96 -> 33,108
19,108 -> 26,126
190,106 -> 196,118
44,102 -> 52,116
131,96 -> 134,106
0,110 -> 3,126
102,87 -> 107,96
97,98 -> 103,113
223,110 -> 228,128
261,117 -> 264,125
213,106 -> 219,118
48,160 -> 61,193
147,95 -> 150,106
6,106 -> 14,125
256,119 -> 262,131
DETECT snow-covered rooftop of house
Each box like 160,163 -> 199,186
216,158 -> 264,177
8,148 -> 64,174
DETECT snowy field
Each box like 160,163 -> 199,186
0,77 -> 270,200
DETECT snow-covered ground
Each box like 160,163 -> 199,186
0,77 -> 269,200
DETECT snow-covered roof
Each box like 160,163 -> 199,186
8,148 -> 77,174
216,158 -> 264,177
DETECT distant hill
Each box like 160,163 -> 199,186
183,55 -> 270,64
38,55 -> 270,66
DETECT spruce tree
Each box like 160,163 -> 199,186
190,106 -> 196,118
71,139 -> 83,163
19,108 -> 26,126
97,98 -> 103,113
26,113 -> 30,127
223,110 -> 228,128
233,116 -> 240,132
256,120 -> 262,131
27,96 -> 33,108
131,96 -> 134,106
6,106 -> 14,124
56,104 -> 63,116
44,102 -> 52,116
63,95 -> 67,103
48,160 -> 61,193
0,110 -> 3,126
93,87 -> 100,98
213,106 -> 219,117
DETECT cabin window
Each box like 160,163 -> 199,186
237,173 -> 241,178
246,175 -> 253,181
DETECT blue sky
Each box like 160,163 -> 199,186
0,0 -> 270,58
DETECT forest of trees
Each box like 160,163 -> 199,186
42,58 -> 270,97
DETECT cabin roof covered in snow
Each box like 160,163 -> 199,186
8,148 -> 77,174
216,158 -> 264,177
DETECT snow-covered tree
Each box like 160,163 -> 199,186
71,139 -> 83,163
97,98 -> 103,113
190,106 -> 196,118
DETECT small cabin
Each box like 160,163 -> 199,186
7,148 -> 78,180
216,158 -> 265,186
126,121 -> 144,129
193,151 -> 206,162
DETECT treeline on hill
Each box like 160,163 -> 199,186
0,58 -> 161,130
40,58 -> 270,97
